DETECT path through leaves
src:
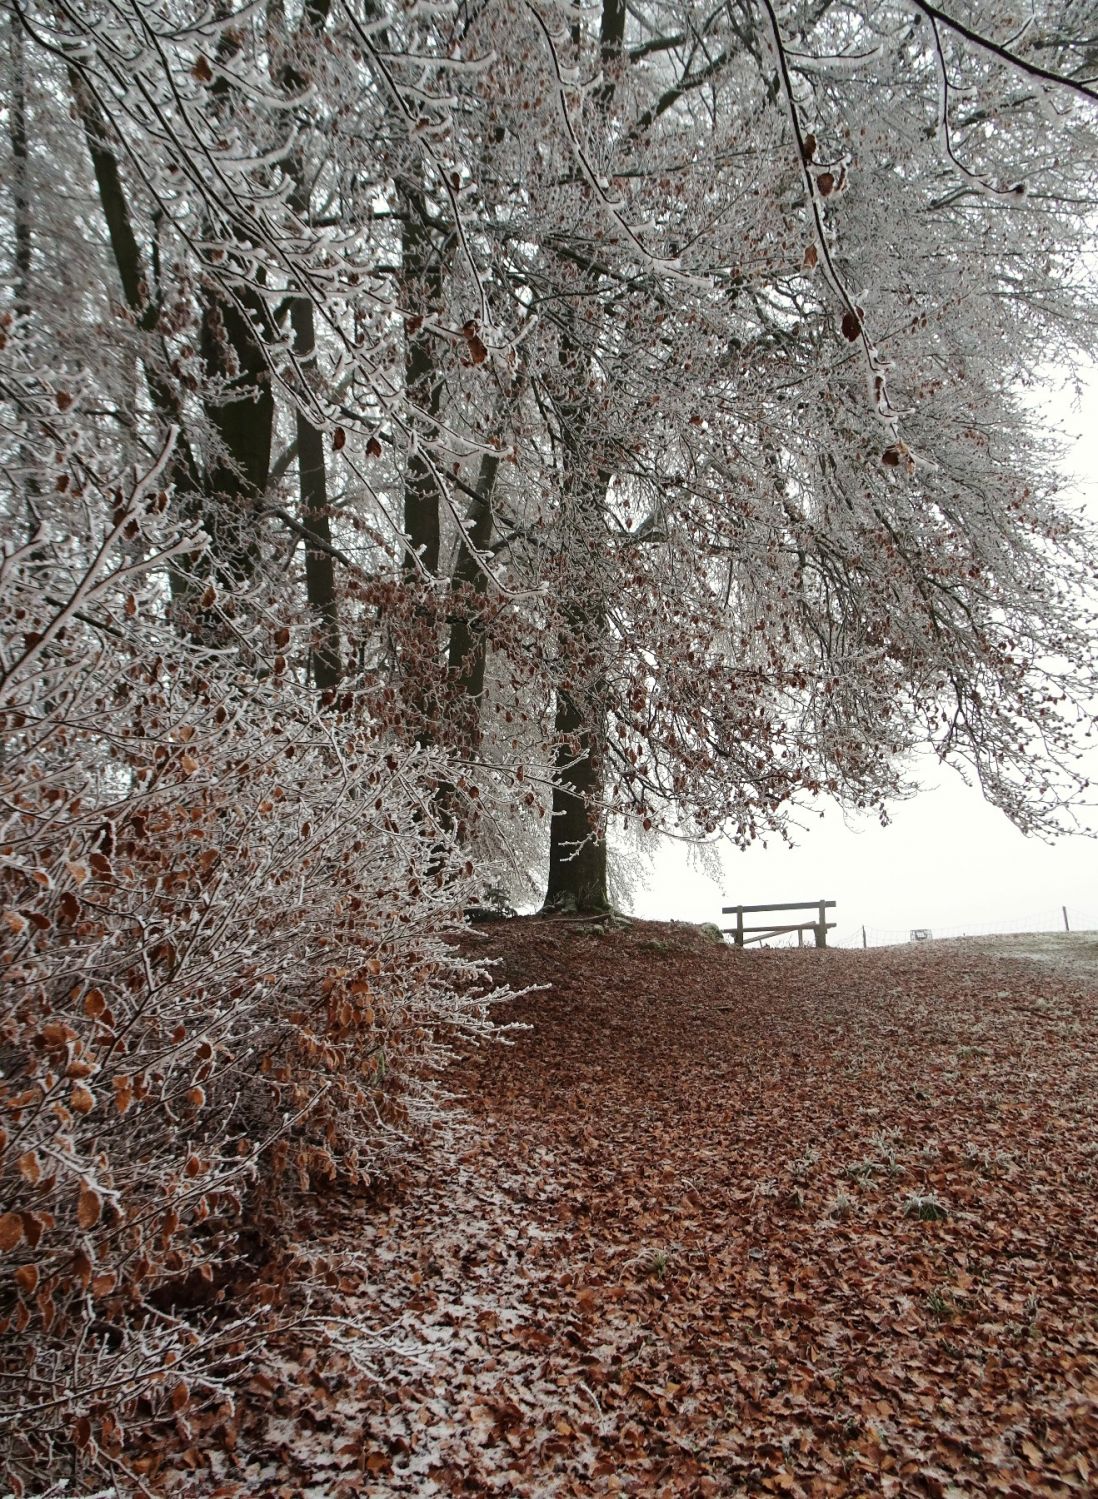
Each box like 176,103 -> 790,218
163,921 -> 1098,1497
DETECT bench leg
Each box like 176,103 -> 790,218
816,901 -> 827,948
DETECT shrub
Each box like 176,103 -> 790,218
0,448 -> 501,1492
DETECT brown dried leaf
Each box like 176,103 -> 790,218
73,1246 -> 94,1288
71,1083 -> 95,1115
17,1152 -> 40,1185
20,1212 -> 49,1249
14,1263 -> 38,1295
77,1184 -> 102,1230
0,1213 -> 24,1251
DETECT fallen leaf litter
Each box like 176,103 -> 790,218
155,920 -> 1098,1497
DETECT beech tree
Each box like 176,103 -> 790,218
2,0 -> 1095,926
459,0 -> 1098,907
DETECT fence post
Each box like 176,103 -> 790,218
735,907 -> 744,948
815,899 -> 827,948
1063,905 -> 1070,933
862,925 -> 867,949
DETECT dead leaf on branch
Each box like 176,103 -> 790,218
0,1213 -> 24,1251
76,1184 -> 102,1230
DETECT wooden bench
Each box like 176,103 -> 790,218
722,900 -> 836,948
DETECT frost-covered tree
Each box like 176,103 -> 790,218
5,0 -> 1097,879
460,0 -> 1098,908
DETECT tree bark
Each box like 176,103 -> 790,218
429,451 -> 501,845
9,17 -> 31,324
398,189 -> 448,748
272,0 -> 341,689
69,67 -> 206,602
401,201 -> 445,577
446,449 -> 500,755
541,0 -> 625,913
199,282 -> 274,584
544,637 -> 610,910
289,293 -> 342,689
543,440 -> 612,911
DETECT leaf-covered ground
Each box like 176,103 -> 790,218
161,920 -> 1098,1497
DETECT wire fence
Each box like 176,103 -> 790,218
714,906 -> 1098,949
831,907 -> 1098,950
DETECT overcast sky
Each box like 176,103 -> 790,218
634,372 -> 1098,945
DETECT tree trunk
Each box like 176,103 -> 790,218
544,648 -> 610,911
541,0 -> 625,913
70,67 -> 206,603
433,451 -> 500,845
76,49 -> 272,595
270,0 -> 341,688
399,190 -> 447,746
401,200 -> 444,577
9,14 -> 42,543
289,293 -> 342,689
543,367 -> 612,912
9,17 -> 31,324
286,145 -> 341,689
446,449 -> 499,756
199,282 -> 274,584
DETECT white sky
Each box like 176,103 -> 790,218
633,372 -> 1098,944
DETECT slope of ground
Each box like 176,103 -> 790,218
158,920 -> 1098,1498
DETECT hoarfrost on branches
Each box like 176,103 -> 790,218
2,0 -> 1097,1485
